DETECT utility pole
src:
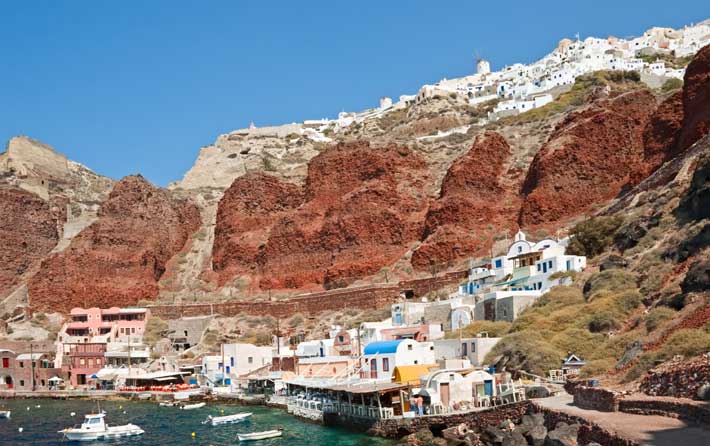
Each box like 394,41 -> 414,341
30,343 -> 36,391
221,343 -> 225,387
127,335 -> 132,378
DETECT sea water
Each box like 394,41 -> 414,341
0,399 -> 394,446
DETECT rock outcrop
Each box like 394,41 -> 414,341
212,172 -> 304,285
28,175 -> 201,312
412,131 -> 520,270
0,187 -> 65,297
212,141 -> 430,290
676,44 -> 710,151
519,89 -> 657,226
642,90 -> 684,170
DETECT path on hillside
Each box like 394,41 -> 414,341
534,394 -> 710,446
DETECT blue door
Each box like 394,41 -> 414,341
484,380 -> 493,396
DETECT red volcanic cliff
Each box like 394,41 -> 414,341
0,187 -> 65,297
677,44 -> 710,151
213,141 -> 431,290
411,131 -> 520,270
212,172 -> 304,284
28,176 -> 201,312
643,90 -> 684,171
519,89 -> 657,226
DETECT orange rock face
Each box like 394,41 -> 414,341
28,176 -> 200,312
212,141 -> 431,290
519,89 -> 657,226
0,187 -> 65,297
643,90 -> 684,170
677,44 -> 710,151
411,131 -> 520,270
212,172 -> 304,284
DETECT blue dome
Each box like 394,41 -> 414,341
363,340 -> 404,355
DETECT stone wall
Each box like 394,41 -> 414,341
531,404 -> 639,446
148,285 -> 400,319
619,398 -> 710,426
640,353 -> 710,400
149,270 -> 468,320
573,386 -> 621,412
367,402 -> 530,439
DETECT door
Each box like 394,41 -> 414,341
440,383 -> 450,406
370,358 -> 378,379
484,380 -> 493,396
1,358 -> 8,368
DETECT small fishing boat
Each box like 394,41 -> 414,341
158,402 -> 176,407
0,410 -> 10,419
237,429 -> 282,441
59,412 -> 144,441
203,412 -> 252,426
179,402 -> 206,410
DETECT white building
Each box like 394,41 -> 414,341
360,339 -> 435,381
201,343 -> 273,384
432,336 -> 501,367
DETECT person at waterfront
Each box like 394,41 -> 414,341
409,395 -> 418,415
416,395 -> 424,416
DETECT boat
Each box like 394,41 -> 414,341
203,412 -> 252,426
0,410 -> 10,419
179,402 -> 206,410
59,412 -> 144,441
237,429 -> 282,441
159,402 -> 176,407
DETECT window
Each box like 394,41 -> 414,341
382,358 -> 390,372
471,342 -> 476,352
414,360 -> 419,365
408,344 -> 413,351
248,357 -> 253,364
1,358 -> 8,368
230,357 -> 235,367
19,380 -> 25,387
462,343 -> 468,356
537,264 -> 541,271
184,330 -> 188,336
518,246 -> 522,253
19,361 -> 24,368
495,260 -> 502,268
338,336 -> 344,343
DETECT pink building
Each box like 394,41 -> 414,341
56,307 -> 150,388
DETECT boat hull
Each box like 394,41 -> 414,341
238,430 -> 282,441
209,412 -> 252,425
63,425 -> 144,441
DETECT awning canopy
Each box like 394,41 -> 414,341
48,376 -> 64,382
393,364 -> 436,385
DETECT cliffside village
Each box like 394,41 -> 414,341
0,231 -> 588,425
233,20 -> 710,145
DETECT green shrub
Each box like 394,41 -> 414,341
446,321 -> 512,339
588,311 -> 620,333
644,307 -> 676,332
143,317 -> 169,347
567,216 -> 624,257
657,328 -> 710,359
584,269 -> 637,300
580,358 -> 616,378
661,78 -> 683,92
485,332 -> 563,376
550,328 -> 605,359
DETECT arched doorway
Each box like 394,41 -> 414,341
2,376 -> 13,389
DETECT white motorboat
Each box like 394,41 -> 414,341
179,402 -> 206,410
59,412 -> 144,441
0,410 -> 10,419
159,402 -> 176,407
203,412 -> 252,426
237,429 -> 282,441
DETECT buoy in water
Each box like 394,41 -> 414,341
35,405 -> 41,408
70,412 -> 76,416
18,427 -> 23,433
26,407 -> 30,411
220,409 -> 224,414
191,432 -> 196,438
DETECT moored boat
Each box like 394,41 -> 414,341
237,429 -> 282,441
203,412 -> 252,426
59,412 -> 144,441
179,402 -> 206,410
0,410 -> 10,419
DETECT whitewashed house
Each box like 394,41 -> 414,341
432,336 -> 501,367
360,339 -> 435,381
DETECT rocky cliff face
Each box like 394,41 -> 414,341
411,131 -> 521,270
519,89 -> 657,227
28,175 -> 201,312
0,187 -> 65,297
213,141 -> 431,291
677,44 -> 710,151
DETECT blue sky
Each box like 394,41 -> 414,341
0,2 -> 706,186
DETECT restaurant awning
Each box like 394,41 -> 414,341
393,364 -> 437,385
